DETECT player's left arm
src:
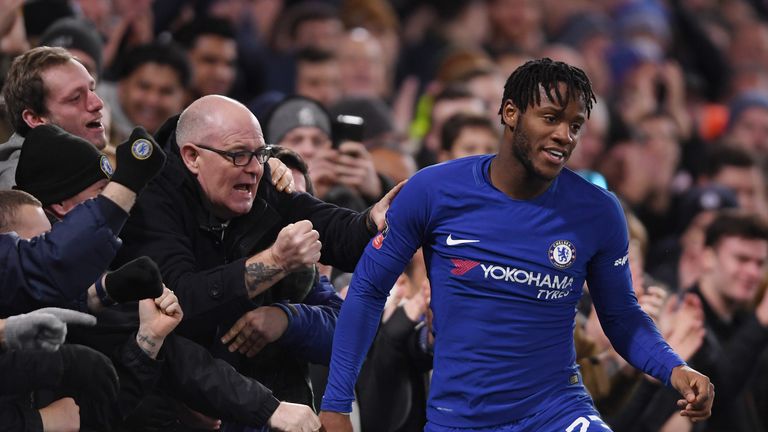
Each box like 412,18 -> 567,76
586,197 -> 713,420
321,175 -> 430,431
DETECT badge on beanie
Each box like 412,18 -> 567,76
100,155 -> 114,178
131,139 -> 153,160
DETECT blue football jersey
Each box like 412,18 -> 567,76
323,155 -> 683,428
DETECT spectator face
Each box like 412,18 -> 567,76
189,35 -> 237,97
183,103 -> 266,219
443,126 -> 498,161
728,106 -> 768,152
467,72 -> 505,121
426,97 -> 486,152
38,59 -> 107,149
489,0 -> 541,45
118,63 -> 186,134
296,59 -> 341,107
12,204 -> 52,239
278,126 -> 332,164
707,236 -> 768,305
294,18 -> 343,52
634,115 -> 680,191
712,166 -> 768,215
338,30 -> 387,98
503,83 -> 586,181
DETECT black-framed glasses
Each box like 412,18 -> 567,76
194,144 -> 271,166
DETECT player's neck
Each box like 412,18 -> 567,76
490,153 -> 553,200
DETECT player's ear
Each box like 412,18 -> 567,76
501,100 -> 517,129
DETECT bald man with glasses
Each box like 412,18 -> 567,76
114,95 -> 399,431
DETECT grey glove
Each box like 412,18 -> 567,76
4,308 -> 97,352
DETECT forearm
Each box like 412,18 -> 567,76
6,199 -> 123,311
601,305 -> 684,385
158,334 -> 281,426
322,259 -> 398,413
243,249 -> 288,299
589,271 -> 683,385
276,303 -> 339,364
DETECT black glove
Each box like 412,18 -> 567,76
58,344 -> 119,403
102,256 -> 164,304
110,126 -> 166,194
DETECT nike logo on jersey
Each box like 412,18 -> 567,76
446,234 -> 479,246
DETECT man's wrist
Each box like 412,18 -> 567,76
363,207 -> 377,235
100,182 -> 137,213
136,328 -> 163,359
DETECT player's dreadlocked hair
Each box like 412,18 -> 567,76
498,58 -> 596,121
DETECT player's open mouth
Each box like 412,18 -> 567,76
234,184 -> 252,192
86,120 -> 103,130
543,148 -> 566,163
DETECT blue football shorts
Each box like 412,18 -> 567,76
425,385 -> 612,432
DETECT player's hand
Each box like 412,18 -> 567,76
270,220 -> 322,272
268,402 -> 321,432
221,306 -> 288,357
319,411 -> 352,432
670,365 -> 715,422
268,157 -> 295,194
369,180 -> 406,232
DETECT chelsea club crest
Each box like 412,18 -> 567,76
548,240 -> 576,269
131,139 -> 153,160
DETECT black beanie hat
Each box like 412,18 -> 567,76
40,17 -> 104,76
15,124 -> 113,206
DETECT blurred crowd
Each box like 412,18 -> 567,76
1,0 -> 768,431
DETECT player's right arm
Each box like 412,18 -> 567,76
320,174 -> 432,429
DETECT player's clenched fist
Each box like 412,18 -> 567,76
270,220 -> 322,272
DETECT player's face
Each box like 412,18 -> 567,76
709,236 -> 767,305
508,83 -> 586,181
